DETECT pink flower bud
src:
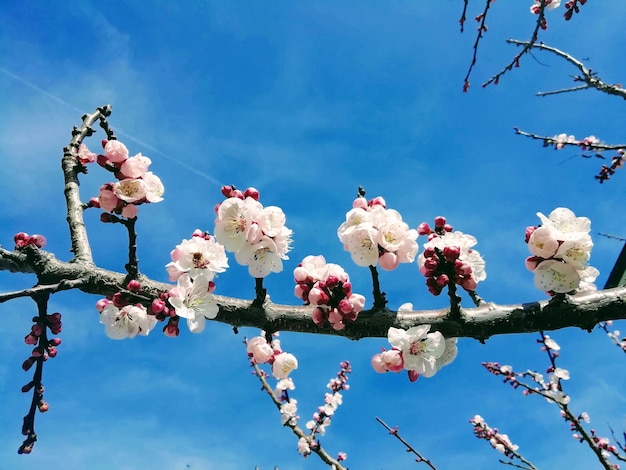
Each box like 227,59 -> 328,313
221,185 -> 234,197
525,226 -> 538,243
127,280 -> 141,291
121,204 -> 138,219
163,317 -> 180,337
380,349 -> 404,372
352,197 -> 368,209
436,274 -> 450,288
208,281 -> 216,293
24,334 -> 38,345
28,234 -> 47,248
342,282 -> 352,296
371,353 -> 388,373
112,292 -> 128,308
308,286 -> 329,306
231,189 -> 244,199
442,246 -> 460,262
95,298 -> 111,312
338,298 -> 353,314
294,284 -> 309,301
38,401 -> 49,413
443,224 -> 453,232
48,338 -> 62,347
293,266 -> 312,283
407,370 -> 420,382
368,196 -> 386,207
434,216 -> 446,228
244,187 -> 260,200
312,307 -> 328,326
104,140 -> 129,163
328,308 -> 345,325
417,222 -> 431,236
32,347 -> 43,358
14,232 -> 30,248
47,346 -> 58,358
151,299 -> 165,314
31,324 -> 43,337
525,256 -> 541,271
423,247 -> 436,258
379,251 -> 399,271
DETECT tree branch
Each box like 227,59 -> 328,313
2,245 -> 625,341
514,128 -> 626,152
506,40 -> 626,100
62,105 -> 114,265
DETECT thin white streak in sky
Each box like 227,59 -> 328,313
0,66 -> 221,186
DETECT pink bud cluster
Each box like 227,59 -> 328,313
417,216 -> 486,295
88,140 -> 164,219
19,312 -> 62,454
564,0 -> 587,21
214,185 -> 292,278
337,195 -> 418,270
294,255 -> 365,330
14,232 -> 47,249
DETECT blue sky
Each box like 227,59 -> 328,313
1,1 -> 625,469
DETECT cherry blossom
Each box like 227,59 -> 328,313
338,195 -> 418,270
272,352 -> 298,379
526,208 -> 597,294
388,325 -> 445,377
167,231 -> 228,280
99,303 -> 156,340
167,273 -> 218,333
214,189 -> 292,278
246,336 -> 274,364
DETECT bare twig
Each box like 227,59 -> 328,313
251,363 -> 346,470
462,0 -> 494,91
506,40 -> 626,100
481,1 -> 548,88
376,417 -> 437,468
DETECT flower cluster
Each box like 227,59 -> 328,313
165,230 -> 228,333
19,312 -> 62,454
305,361 -> 351,438
214,186 -> 292,278
598,321 -> 626,353
596,150 -> 625,184
246,334 -> 299,380
372,309 -> 457,382
89,140 -> 164,219
417,216 -> 486,295
525,207 -> 598,294
294,255 -> 365,330
470,415 -> 521,459
337,195 -> 418,270
14,232 -> 47,249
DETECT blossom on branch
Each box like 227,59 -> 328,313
337,195 -> 418,270
166,230 -> 228,281
214,186 -> 292,278
526,208 -> 598,294
99,303 -> 156,339
167,273 -> 219,333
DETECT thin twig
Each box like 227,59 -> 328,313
376,417 -> 437,469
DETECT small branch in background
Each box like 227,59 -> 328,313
596,322 -> 626,354
481,333 -> 625,469
462,0 -> 494,92
459,0 -> 470,32
506,40 -> 626,100
250,362 -> 347,470
481,1 -> 548,88
468,290 -> 485,307
18,293 -> 62,455
469,415 -> 537,470
376,417 -> 437,469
